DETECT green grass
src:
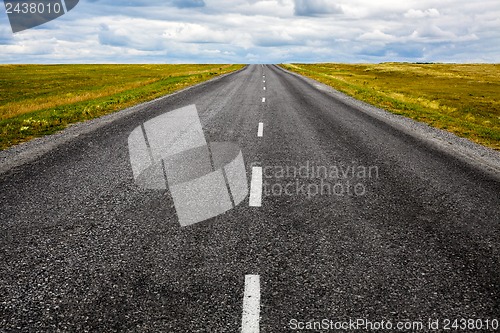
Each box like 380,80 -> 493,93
0,64 -> 244,150
281,63 -> 500,150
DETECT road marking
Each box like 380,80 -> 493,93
241,275 -> 261,333
249,167 -> 262,207
262,97 -> 266,103
263,80 -> 266,83
263,87 -> 266,91
257,123 -> 264,137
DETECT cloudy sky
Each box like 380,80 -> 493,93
1,0 -> 499,63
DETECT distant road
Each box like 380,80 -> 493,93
1,65 -> 499,332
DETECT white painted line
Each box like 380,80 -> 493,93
241,275 -> 261,333
249,167 -> 262,207
263,87 -> 266,91
263,80 -> 266,83
257,123 -> 264,137
262,97 -> 266,103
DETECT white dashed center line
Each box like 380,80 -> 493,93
263,86 -> 266,90
262,97 -> 266,103
241,275 -> 261,333
249,167 -> 263,207
257,123 -> 264,137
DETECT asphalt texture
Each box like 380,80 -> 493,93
1,65 -> 499,332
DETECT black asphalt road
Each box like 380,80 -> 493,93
1,65 -> 499,332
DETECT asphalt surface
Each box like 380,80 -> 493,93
1,64 -> 499,332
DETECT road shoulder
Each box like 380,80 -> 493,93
276,65 -> 500,181
0,66 -> 247,175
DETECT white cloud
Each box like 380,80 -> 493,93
404,8 -> 440,19
409,25 -> 479,43
358,30 -> 397,42
0,0 -> 498,63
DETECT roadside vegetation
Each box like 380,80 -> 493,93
0,64 -> 243,150
281,63 -> 500,150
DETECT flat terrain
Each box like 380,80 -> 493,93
0,64 -> 243,150
282,63 -> 500,150
1,65 -> 498,332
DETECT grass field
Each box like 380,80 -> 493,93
0,64 -> 243,150
281,63 -> 500,150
